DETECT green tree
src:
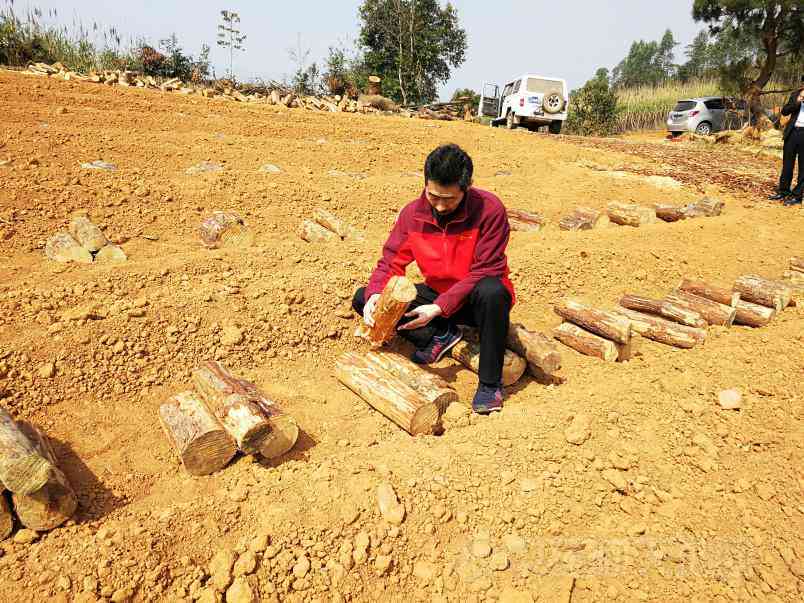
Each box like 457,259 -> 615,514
566,71 -> 619,136
693,0 -> 803,110
451,87 -> 479,108
680,30 -> 712,80
358,0 -> 468,105
217,10 -> 246,79
656,29 -> 678,79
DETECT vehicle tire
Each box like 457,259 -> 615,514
695,121 -> 712,136
543,89 -> 565,115
548,121 -> 562,134
506,110 -> 517,130
669,131 -> 683,138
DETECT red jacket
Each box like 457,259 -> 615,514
366,187 -> 515,317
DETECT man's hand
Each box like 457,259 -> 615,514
363,294 -> 381,327
398,304 -> 442,331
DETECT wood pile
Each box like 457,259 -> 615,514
0,407 -> 77,537
159,363 -> 299,476
449,329 -> 527,387
553,299 -> 636,362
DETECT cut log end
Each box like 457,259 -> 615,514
410,405 -> 444,436
553,322 -> 618,362
368,276 -> 417,347
2,454 -> 52,496
258,415 -> 300,459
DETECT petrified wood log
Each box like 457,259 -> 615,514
300,219 -> 338,243
553,322 -> 618,362
11,423 -> 77,531
559,207 -> 609,231
554,299 -> 632,344
685,197 -> 724,217
790,257 -> 804,273
678,278 -> 740,307
449,338 -> 526,387
364,351 -> 457,408
313,208 -> 364,241
69,215 -> 107,252
0,407 -> 53,495
44,232 -> 93,264
606,202 -> 658,227
733,300 -> 777,328
733,275 -> 792,312
614,308 -> 706,349
506,208 -> 546,232
506,323 -> 562,376
665,291 -> 736,327
199,212 -> 254,249
653,204 -> 687,222
335,352 -> 444,435
619,293 -> 707,328
158,392 -> 237,476
367,276 -> 418,348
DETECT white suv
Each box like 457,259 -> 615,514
478,75 -> 569,134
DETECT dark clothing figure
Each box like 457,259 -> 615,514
777,88 -> 804,202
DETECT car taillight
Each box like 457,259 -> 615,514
689,110 -> 700,117
519,98 -> 524,107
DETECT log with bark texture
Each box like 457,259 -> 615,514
665,291 -> 736,327
733,275 -> 793,311
554,299 -> 632,344
364,351 -> 457,409
553,322 -> 619,361
449,338 -> 526,387
0,407 -> 53,495
506,209 -> 546,232
248,395 -> 300,460
69,215 -> 107,252
678,278 -> 740,307
44,232 -> 93,264
367,276 -> 418,348
606,202 -> 658,227
558,213 -> 594,231
158,392 -> 237,476
733,299 -> 777,328
791,257 -> 804,273
299,219 -> 338,243
783,270 -> 804,286
653,204 -> 687,222
313,208 -> 364,241
619,294 -> 708,328
506,323 -> 562,376
558,207 -> 608,231
198,212 -> 254,249
11,423 -> 77,531
614,308 -> 706,349
1,492 -> 12,540
335,352 -> 444,435
192,362 -> 275,456
685,197 -> 724,217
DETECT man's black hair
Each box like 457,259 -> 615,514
424,144 -> 473,191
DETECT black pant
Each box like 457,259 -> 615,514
779,128 -> 804,198
352,277 -> 512,386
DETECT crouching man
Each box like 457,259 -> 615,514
352,144 -> 515,414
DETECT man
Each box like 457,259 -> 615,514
769,76 -> 804,206
352,144 -> 514,414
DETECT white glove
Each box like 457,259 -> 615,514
363,294 -> 381,327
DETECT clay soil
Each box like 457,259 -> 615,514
0,69 -> 802,602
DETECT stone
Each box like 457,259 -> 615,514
225,577 -> 254,603
718,389 -> 742,410
627,522 -> 647,536
38,362 -> 56,378
110,589 -> 133,602
564,413 -> 591,445
221,324 -> 244,346
260,164 -> 282,174
197,588 -> 220,603
69,215 -> 108,252
601,469 -> 628,493
376,482 -> 405,525
471,538 -> 492,559
209,549 -> 235,591
520,478 -> 538,493
249,533 -> 269,552
13,529 -> 39,544
374,554 -> 393,576
490,551 -> 510,571
80,160 -> 117,171
293,555 -> 311,579
233,551 -> 257,577
95,245 -> 127,263
413,560 -> 437,582
45,232 -> 93,264
502,534 -> 527,555
186,161 -> 224,175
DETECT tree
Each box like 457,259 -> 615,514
358,0 -> 467,105
451,87 -> 479,108
656,29 -> 678,79
217,10 -> 246,79
566,71 -> 619,136
681,30 -> 712,80
693,0 -> 804,110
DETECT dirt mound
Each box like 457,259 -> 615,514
0,70 -> 802,602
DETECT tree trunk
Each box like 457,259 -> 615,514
247,397 -> 299,460
665,291 -> 736,327
554,299 -> 632,344
69,215 -> 107,252
506,209 -> 546,232
313,208 -> 364,241
790,257 -> 804,273
0,407 -> 53,495
1,492 -> 12,540
367,276 -> 418,348
11,423 -> 77,531
685,197 -> 724,218
199,212 -> 254,249
335,352 -> 444,435
614,308 -> 706,349
678,278 -> 740,306
553,322 -> 619,362
619,293 -> 708,328
158,392 -> 237,476
733,300 -> 777,328
449,338 -> 526,387
506,323 -> 562,376
734,275 -> 793,311
559,207 -> 609,231
653,204 -> 687,222
299,219 -> 338,243
363,351 -> 457,408
606,202 -> 658,227
783,270 -> 804,286
191,362 -> 275,456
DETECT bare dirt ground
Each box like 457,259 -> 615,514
0,69 -> 802,603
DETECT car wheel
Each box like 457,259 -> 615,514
548,121 -> 562,134
695,121 -> 712,136
506,110 -> 517,130
543,89 -> 565,114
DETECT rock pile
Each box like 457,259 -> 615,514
44,214 -> 126,264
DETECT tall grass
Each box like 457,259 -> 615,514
614,78 -> 793,133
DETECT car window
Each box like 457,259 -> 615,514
513,80 -> 521,93
673,101 -> 697,112
526,78 -> 563,93
704,99 -> 725,110
502,83 -> 513,97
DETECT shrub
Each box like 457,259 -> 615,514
566,75 -> 619,136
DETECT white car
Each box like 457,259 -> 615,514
478,74 -> 569,133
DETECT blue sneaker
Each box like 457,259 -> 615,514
472,383 -> 503,414
411,324 -> 462,365
783,196 -> 802,207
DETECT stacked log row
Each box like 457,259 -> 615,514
553,299 -> 635,361
733,275 -> 792,312
613,308 -> 706,349
506,323 -> 562,379
507,209 -> 546,232
335,352 -> 448,435
449,337 -> 527,387
559,207 -> 609,231
664,291 -> 736,327
678,279 -> 739,307
619,294 -> 707,328
607,203 -> 658,227
366,276 -> 418,348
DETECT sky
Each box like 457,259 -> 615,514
6,0 -> 706,99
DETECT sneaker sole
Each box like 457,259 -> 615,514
433,331 -> 463,363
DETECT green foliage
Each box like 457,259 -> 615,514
612,29 -> 677,88
566,73 -> 619,136
358,0 -> 467,105
323,41 -> 367,96
217,9 -> 246,79
451,87 -> 479,108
